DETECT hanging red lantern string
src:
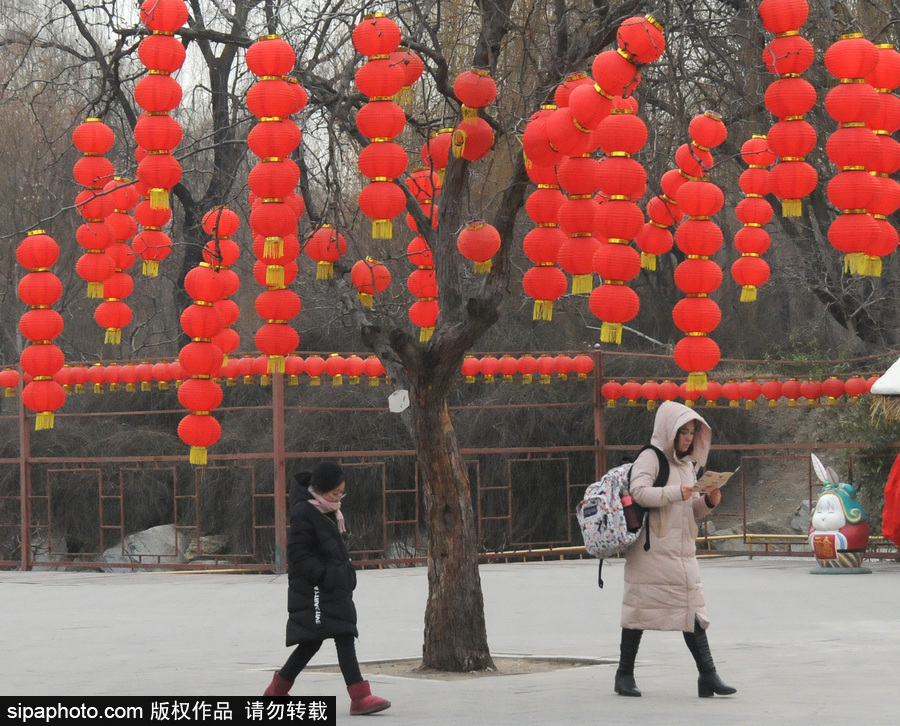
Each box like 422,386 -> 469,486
863,44 -> 900,276
672,112 -> 727,389
17,230 -> 66,430
245,34 -> 304,375
732,135 -> 776,301
760,1 -> 817,217
72,118 -> 116,299
407,236 -> 439,341
354,14 -> 407,239
590,95 -> 650,344
824,33 -> 880,275
522,146 -> 566,320
135,0 -> 188,212
178,262 -> 225,465
201,207 -> 242,360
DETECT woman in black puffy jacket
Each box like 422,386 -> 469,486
263,462 -> 390,715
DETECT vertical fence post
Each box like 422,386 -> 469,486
272,371 -> 287,574
18,365 -> 31,570
593,350 -> 605,482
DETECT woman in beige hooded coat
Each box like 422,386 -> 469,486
614,401 -> 736,699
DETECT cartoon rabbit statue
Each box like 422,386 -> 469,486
808,454 -> 871,574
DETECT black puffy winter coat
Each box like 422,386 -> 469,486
285,473 -> 358,645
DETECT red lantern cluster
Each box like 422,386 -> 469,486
760,0 -> 817,217
17,230 -> 66,430
590,96 -> 650,344
824,33 -> 881,275
245,34 -> 304,375
452,68 -> 496,161
178,262 -> 225,465
201,207 -> 242,360
72,118 -> 116,300
354,14 -> 408,239
522,106 -> 568,320
351,257 -> 391,307
135,0 -> 187,215
672,112 -> 727,390
863,44 -> 900,276
731,136 -> 776,301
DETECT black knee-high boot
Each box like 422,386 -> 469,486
614,628 -> 643,697
682,619 -> 737,697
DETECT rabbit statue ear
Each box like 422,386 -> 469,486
811,454 -> 829,483
827,467 -> 840,485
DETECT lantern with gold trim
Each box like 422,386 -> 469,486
351,257 -> 391,307
731,136 -> 776,301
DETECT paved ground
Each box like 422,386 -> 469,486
2,557 -> 899,724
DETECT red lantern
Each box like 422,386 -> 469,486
305,225 -> 347,280
617,15 -> 666,64
516,355 -> 538,385
588,283 -> 639,344
324,354 -> 347,386
352,13 -> 401,57
601,380 -> 623,407
364,356 -> 386,386
674,336 -> 720,390
351,257 -> 391,306
457,221 -> 501,273
800,379 -> 822,405
522,265 -> 568,321
246,35 -> 296,77
454,68 -> 497,112
821,377 -> 845,404
358,180 -> 406,239
409,299 -> 439,342
591,50 -> 641,97
451,116 -> 494,161
758,0 -> 809,34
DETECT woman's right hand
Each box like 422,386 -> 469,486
681,484 -> 694,501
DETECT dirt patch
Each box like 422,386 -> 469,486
307,656 -> 611,680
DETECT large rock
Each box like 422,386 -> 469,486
101,524 -> 185,572
790,499 -> 811,534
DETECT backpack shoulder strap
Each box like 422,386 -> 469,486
631,444 -> 669,487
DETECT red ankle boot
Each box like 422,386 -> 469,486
264,672 -> 293,696
347,680 -> 391,715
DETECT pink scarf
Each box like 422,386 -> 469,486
308,486 -> 345,533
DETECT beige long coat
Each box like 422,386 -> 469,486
621,401 -> 715,632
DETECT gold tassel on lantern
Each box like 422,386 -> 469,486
35,412 -> 55,430
782,199 -> 802,217
461,104 -> 478,120
264,236 -> 284,257
474,260 -> 492,274
105,328 -> 122,345
740,285 -> 758,303
357,292 -> 374,307
316,260 -> 334,280
372,219 -> 393,239
419,327 -> 434,342
190,446 -> 207,466
143,260 -> 160,277
687,372 -> 708,391
641,252 -> 657,271
600,321 -> 623,345
150,188 -> 170,210
533,299 -> 554,322
267,355 -> 285,375
266,265 -> 285,287
87,282 -> 104,299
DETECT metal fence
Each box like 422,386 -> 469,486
1,351 -> 897,572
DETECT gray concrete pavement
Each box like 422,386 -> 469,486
2,557 -> 899,724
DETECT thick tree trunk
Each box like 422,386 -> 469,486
414,393 -> 494,671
